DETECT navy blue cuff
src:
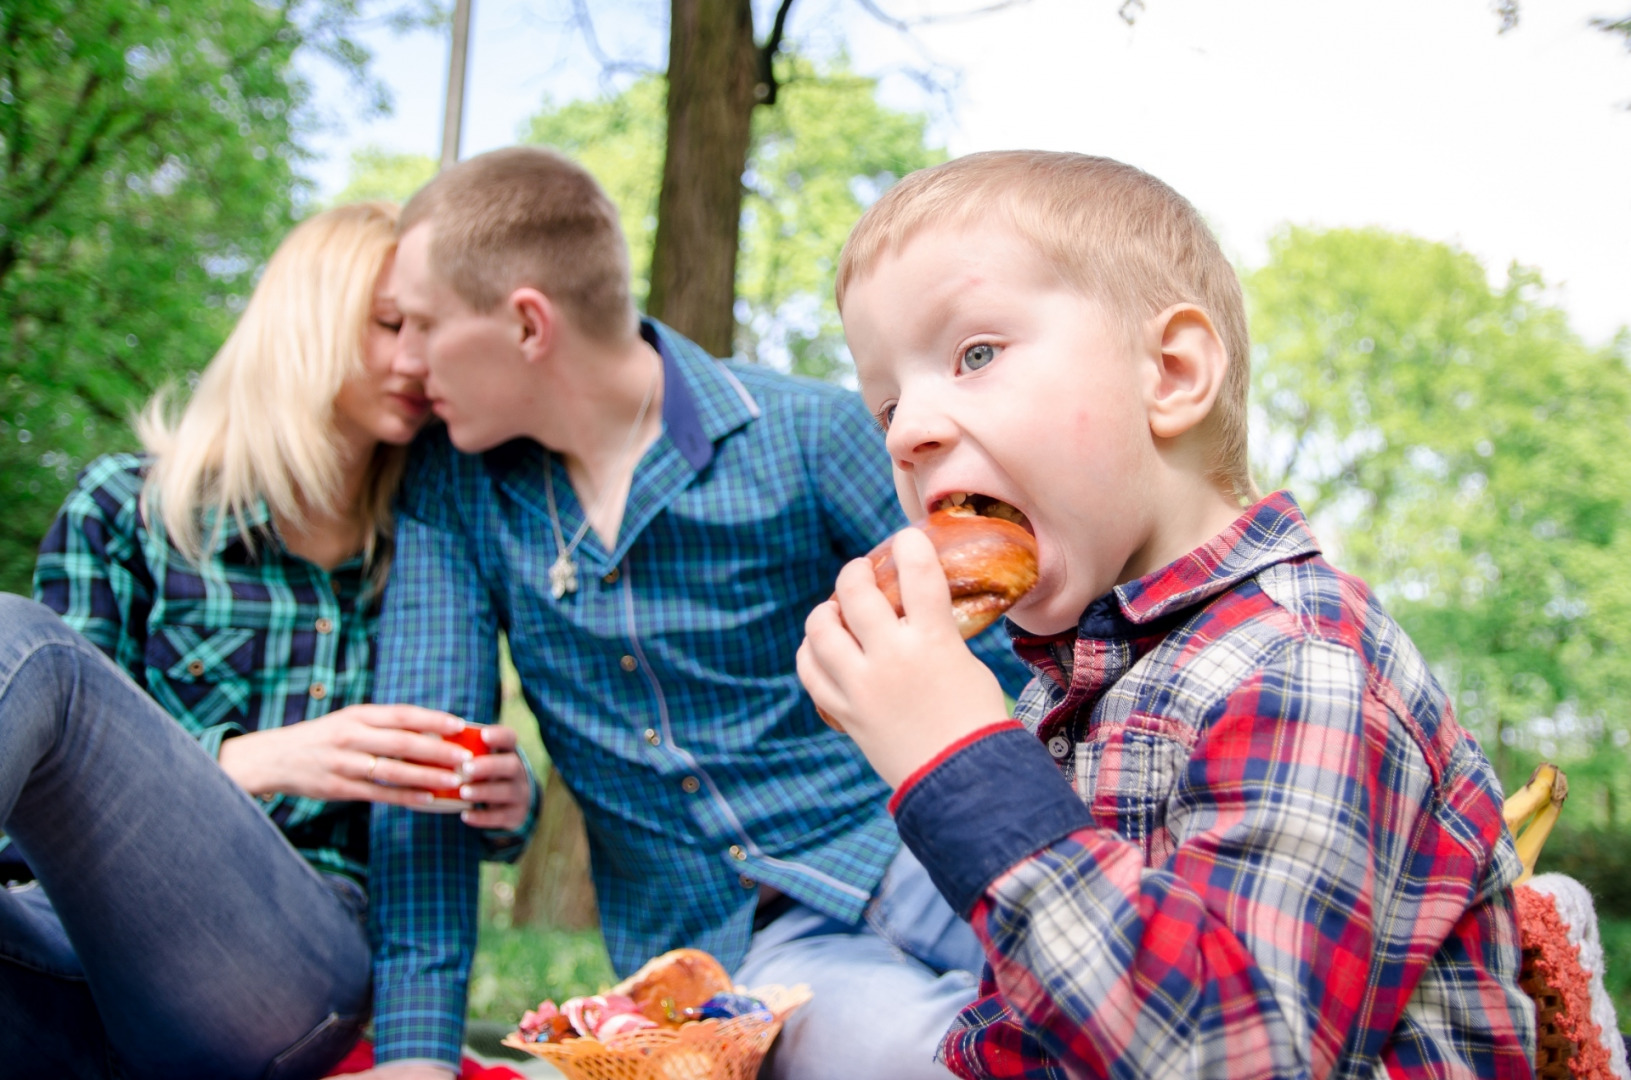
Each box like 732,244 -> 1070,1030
894,726 -> 1094,919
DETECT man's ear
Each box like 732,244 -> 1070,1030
510,287 -> 556,362
1144,304 -> 1228,441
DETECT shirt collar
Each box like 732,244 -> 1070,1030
1011,490 -> 1321,657
642,319 -> 761,470
201,499 -> 274,555
1112,490 -> 1320,624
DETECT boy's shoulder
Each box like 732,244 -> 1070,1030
1051,494 -> 1449,747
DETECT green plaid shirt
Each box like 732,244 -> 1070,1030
32,454 -> 378,885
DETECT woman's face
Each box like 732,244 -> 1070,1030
332,251 -> 433,452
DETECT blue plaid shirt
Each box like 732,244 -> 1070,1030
368,319 -> 1028,1066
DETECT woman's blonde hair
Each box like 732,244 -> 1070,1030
138,201 -> 406,569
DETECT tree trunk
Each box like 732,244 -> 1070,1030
646,0 -> 759,357
510,766 -> 600,931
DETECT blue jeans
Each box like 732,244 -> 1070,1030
734,845 -> 984,1080
0,595 -> 371,1080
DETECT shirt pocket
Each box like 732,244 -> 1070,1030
143,625 -> 257,730
1074,714 -> 1194,866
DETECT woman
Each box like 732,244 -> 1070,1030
0,202 -> 530,1080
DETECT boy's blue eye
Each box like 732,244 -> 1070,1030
960,343 -> 998,372
876,404 -> 897,431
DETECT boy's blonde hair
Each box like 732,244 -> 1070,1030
399,146 -> 637,344
837,151 -> 1257,504
138,201 -> 407,569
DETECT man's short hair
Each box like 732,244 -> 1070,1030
400,146 -> 637,343
837,151 -> 1256,503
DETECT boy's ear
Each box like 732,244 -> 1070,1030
510,287 -> 556,362
1144,304 -> 1228,441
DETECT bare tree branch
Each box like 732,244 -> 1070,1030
570,0 -> 662,90
756,0 -> 798,105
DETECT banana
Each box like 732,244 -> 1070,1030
1503,764 -> 1559,833
1502,763 -> 1568,885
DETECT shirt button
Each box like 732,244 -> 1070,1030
309,682 -> 328,700
185,659 -> 205,676
619,655 -> 637,672
1047,736 -> 1071,759
681,776 -> 700,794
739,875 -> 756,889
602,568 -> 620,585
315,617 -> 334,634
729,844 -> 747,862
331,580 -> 341,595
643,728 -> 661,746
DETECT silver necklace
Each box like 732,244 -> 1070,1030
543,356 -> 659,599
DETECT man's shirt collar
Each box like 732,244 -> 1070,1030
644,318 -> 760,471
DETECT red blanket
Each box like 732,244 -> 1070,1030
324,1039 -> 527,1080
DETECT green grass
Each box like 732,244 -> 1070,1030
468,865 -> 616,1023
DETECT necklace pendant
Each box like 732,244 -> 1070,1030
548,552 -> 579,599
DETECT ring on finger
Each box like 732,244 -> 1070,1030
365,754 -> 379,783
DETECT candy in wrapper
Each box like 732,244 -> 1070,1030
680,991 -> 773,1023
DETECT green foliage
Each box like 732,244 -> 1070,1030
1597,914 -> 1631,1023
331,144 -> 437,205
1534,824 -> 1631,919
519,57 -> 943,379
0,0 -> 408,595
1248,228 -> 1631,788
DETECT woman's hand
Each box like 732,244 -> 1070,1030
217,704 -> 480,809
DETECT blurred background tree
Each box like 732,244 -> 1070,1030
1249,228 -> 1631,788
521,55 -> 941,379
0,0 -> 432,595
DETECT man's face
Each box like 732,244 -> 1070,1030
840,223 -> 1162,636
393,222 -> 528,452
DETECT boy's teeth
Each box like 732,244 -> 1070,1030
949,493 -> 968,506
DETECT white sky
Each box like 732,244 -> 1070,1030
304,0 -> 1631,346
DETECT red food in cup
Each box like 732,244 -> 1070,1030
423,723 -> 491,812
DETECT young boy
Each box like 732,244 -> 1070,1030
798,151 -> 1536,1079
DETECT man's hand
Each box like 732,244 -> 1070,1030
797,527 -> 1009,788
217,705 -> 473,806
458,724 -> 531,831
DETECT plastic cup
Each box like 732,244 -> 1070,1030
421,723 -> 491,813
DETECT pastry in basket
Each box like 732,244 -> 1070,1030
513,947 -> 757,1045
611,947 -> 735,1027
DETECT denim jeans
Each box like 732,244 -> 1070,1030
0,595 -> 371,1080
734,844 -> 985,1080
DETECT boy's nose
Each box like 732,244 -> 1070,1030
886,419 -> 952,470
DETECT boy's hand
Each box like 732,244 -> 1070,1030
798,527 -> 1009,788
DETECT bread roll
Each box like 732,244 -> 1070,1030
610,947 -> 734,1027
862,505 -> 1039,638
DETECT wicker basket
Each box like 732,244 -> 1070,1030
501,985 -> 811,1080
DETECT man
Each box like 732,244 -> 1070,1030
357,147 -> 1026,1080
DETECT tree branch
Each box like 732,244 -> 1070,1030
569,0 -> 660,88
756,0 -> 798,106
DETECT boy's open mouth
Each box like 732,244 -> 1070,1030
931,493 -> 1033,535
